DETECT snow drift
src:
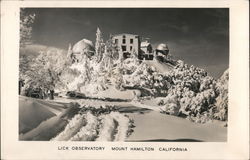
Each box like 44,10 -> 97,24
19,96 -> 68,134
52,106 -> 133,141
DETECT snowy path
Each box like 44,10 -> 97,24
130,101 -> 162,112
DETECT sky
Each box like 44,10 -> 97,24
24,8 -> 229,78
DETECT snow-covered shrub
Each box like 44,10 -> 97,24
78,105 -> 119,116
213,69 -> 228,121
159,94 -> 180,116
121,61 -> 171,97
65,55 -> 92,91
158,60 -> 228,123
186,111 -> 213,124
123,58 -> 140,74
59,67 -> 81,91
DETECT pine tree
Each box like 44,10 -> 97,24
95,27 -> 104,62
67,43 -> 72,58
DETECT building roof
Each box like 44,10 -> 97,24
111,33 -> 139,37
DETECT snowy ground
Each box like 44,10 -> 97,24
127,111 -> 226,142
144,60 -> 174,73
19,95 -> 227,142
19,96 -> 69,134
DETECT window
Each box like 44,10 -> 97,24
122,45 -> 126,51
130,39 -> 133,44
115,39 -> 118,44
122,35 -> 126,44
130,46 -> 132,51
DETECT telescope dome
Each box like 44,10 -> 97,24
72,39 -> 95,55
156,43 -> 169,51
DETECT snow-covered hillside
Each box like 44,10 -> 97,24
57,49 -> 228,124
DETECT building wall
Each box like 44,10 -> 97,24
141,45 -> 153,54
112,34 -> 140,59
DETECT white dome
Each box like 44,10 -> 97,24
156,43 -> 169,51
72,39 -> 94,54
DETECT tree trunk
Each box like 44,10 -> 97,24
19,80 -> 24,95
18,82 -> 21,95
49,90 -> 54,100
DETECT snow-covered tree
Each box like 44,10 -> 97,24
20,8 -> 35,48
19,55 -> 34,95
105,38 -> 119,60
95,27 -> 104,62
80,54 -> 92,86
213,69 -> 228,121
19,8 -> 35,94
24,49 -> 67,99
84,38 -> 119,91
112,66 -> 124,90
65,53 -> 93,92
19,55 -> 33,80
101,39 -> 119,71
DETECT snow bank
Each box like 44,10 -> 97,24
96,114 -> 117,141
111,112 -> 130,141
19,102 -> 80,141
70,112 -> 99,141
19,96 -> 56,134
51,104 -> 133,141
51,114 -> 87,141
96,112 -> 132,141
